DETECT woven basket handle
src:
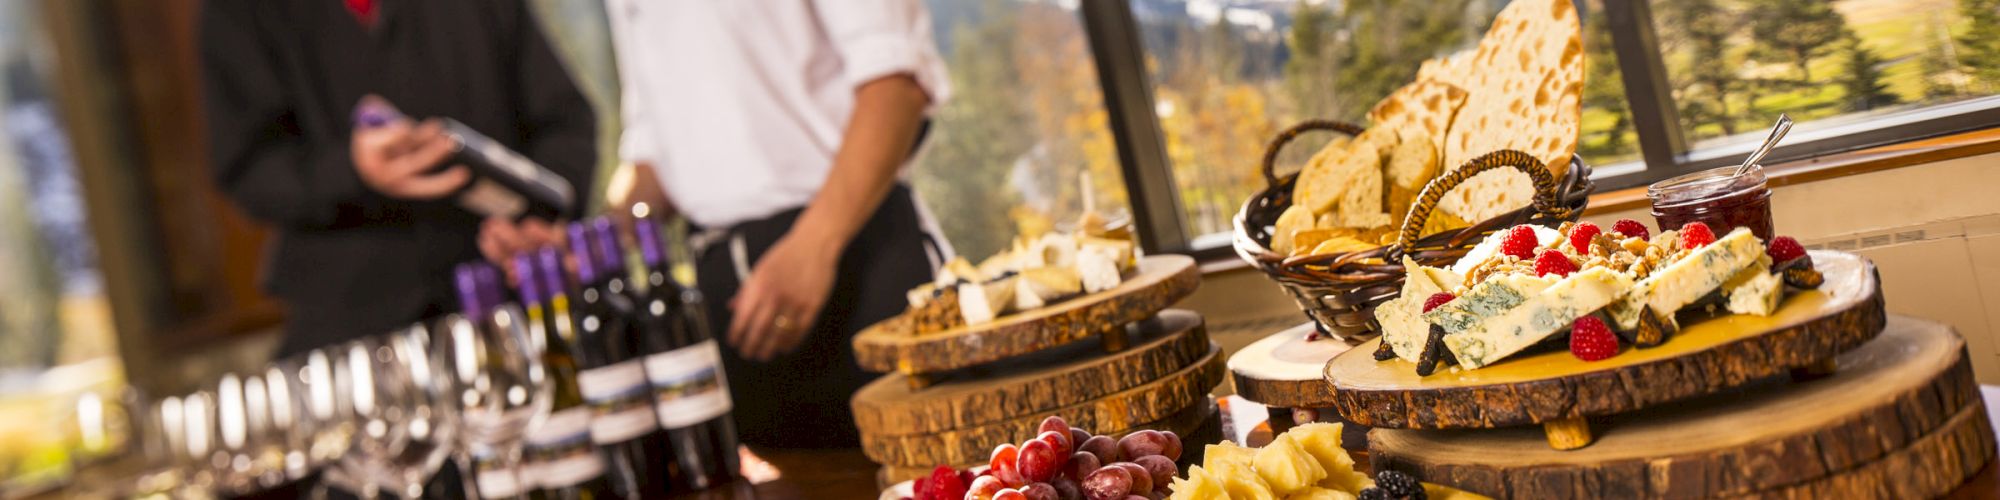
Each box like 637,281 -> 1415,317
1385,150 -> 1570,262
1258,120 -> 1367,189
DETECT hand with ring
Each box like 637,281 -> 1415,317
727,230 -> 837,362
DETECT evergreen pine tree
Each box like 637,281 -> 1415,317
1836,35 -> 1899,111
1959,0 -> 2000,89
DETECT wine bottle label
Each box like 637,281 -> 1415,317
576,361 -> 660,444
521,407 -> 606,489
475,466 -> 524,498
643,339 -> 735,429
458,178 -> 528,219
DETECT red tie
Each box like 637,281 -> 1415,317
344,0 -> 377,27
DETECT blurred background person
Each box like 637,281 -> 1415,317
599,1 -> 950,448
200,0 -> 596,359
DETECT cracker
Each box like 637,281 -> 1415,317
1433,0 -> 1584,223
1272,204 -> 1315,255
1291,136 -> 1355,214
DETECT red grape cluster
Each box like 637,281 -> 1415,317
954,416 -> 1184,500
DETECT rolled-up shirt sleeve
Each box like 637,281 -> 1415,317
811,0 -> 952,111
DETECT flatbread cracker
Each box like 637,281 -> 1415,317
1272,204 -> 1315,255
1291,136 -> 1354,213
1435,0 -> 1584,223
1308,236 -> 1378,256
1291,228 -> 1359,256
1369,80 -> 1468,162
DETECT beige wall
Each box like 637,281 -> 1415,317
1187,152 -> 2000,383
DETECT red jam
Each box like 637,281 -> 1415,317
1647,164 -> 1774,241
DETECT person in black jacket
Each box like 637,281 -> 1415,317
200,0 -> 595,358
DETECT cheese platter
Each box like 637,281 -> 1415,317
1327,248 -> 1884,449
853,254 -> 1199,382
1368,315 -> 1992,499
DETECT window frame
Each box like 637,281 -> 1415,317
1070,0 -> 2000,258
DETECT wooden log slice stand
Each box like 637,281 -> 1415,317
1229,322 -> 1351,410
851,310 -> 1209,436
852,255 -> 1200,385
861,345 -> 1224,467
1368,315 -> 1994,499
1327,250 -> 1883,449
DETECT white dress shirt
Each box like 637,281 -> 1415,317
606,0 -> 952,229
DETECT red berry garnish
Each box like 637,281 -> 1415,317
927,465 -> 968,500
1422,292 -> 1456,313
1768,236 -> 1806,263
1568,222 -> 1602,254
1534,248 -> 1578,278
1612,219 -> 1650,241
1569,316 -> 1618,361
1500,225 -> 1539,259
1681,222 -> 1716,249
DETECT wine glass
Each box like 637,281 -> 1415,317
325,327 -> 462,499
436,307 -> 550,499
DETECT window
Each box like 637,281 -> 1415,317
1646,0 -> 2000,159
1125,0 -> 1640,247
911,0 -> 1132,261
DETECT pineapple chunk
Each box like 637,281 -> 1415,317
1285,487 -> 1359,500
1254,433 -> 1327,494
1203,441 -> 1258,471
1168,465 -> 1228,500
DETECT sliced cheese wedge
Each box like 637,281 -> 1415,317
1724,263 -> 1784,317
1428,267 -> 1633,370
1013,266 -> 1083,310
958,277 -> 1017,326
1374,259 -> 1465,362
1607,227 -> 1764,329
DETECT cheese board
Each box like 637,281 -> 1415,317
860,344 -> 1223,467
851,310 -> 1208,436
1368,315 -> 1992,499
1327,250 -> 1884,448
853,254 -> 1199,381
1228,322 -> 1352,410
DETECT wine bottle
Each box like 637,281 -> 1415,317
352,97 -> 576,219
456,264 -> 530,500
631,217 -> 742,490
565,223 -> 675,499
516,252 -> 631,500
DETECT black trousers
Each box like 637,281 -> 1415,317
694,184 -> 935,449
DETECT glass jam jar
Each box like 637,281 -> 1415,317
1647,164 -> 1774,241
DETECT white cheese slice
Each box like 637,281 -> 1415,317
1725,266 -> 1784,317
935,256 -> 982,288
1432,267 -> 1633,369
1080,236 -> 1137,273
906,282 -> 937,309
1035,233 -> 1079,269
1014,266 -> 1083,310
1374,259 -> 1465,362
1450,225 -> 1561,275
976,248 -> 1021,279
1607,227 -> 1764,329
958,277 -> 1017,326
1076,247 -> 1122,293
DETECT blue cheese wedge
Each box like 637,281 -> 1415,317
1724,263 -> 1784,316
1607,227 -> 1764,329
1374,259 -> 1465,362
1428,267 -> 1633,369
958,277 -> 1017,326
1014,266 -> 1083,310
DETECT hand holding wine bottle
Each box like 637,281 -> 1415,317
348,97 -> 470,201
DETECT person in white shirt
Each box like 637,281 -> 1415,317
602,0 -> 950,448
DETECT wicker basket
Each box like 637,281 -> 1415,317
1232,119 -> 1595,343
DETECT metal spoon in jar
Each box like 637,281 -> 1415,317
1734,114 -> 1794,176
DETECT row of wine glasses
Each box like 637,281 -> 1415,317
117,263 -> 551,499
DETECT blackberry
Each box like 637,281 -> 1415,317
1377,470 -> 1426,499
1358,487 -> 1391,500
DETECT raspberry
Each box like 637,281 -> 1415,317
1681,222 -> 1716,249
1612,219 -> 1650,241
1534,249 -> 1578,277
1376,471 -> 1426,499
1568,221 -> 1602,254
1422,292 -> 1457,313
1768,236 -> 1806,263
1500,225 -> 1539,259
1569,316 -> 1619,361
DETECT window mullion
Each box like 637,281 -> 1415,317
1603,0 -> 1687,182
1079,0 -> 1188,254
